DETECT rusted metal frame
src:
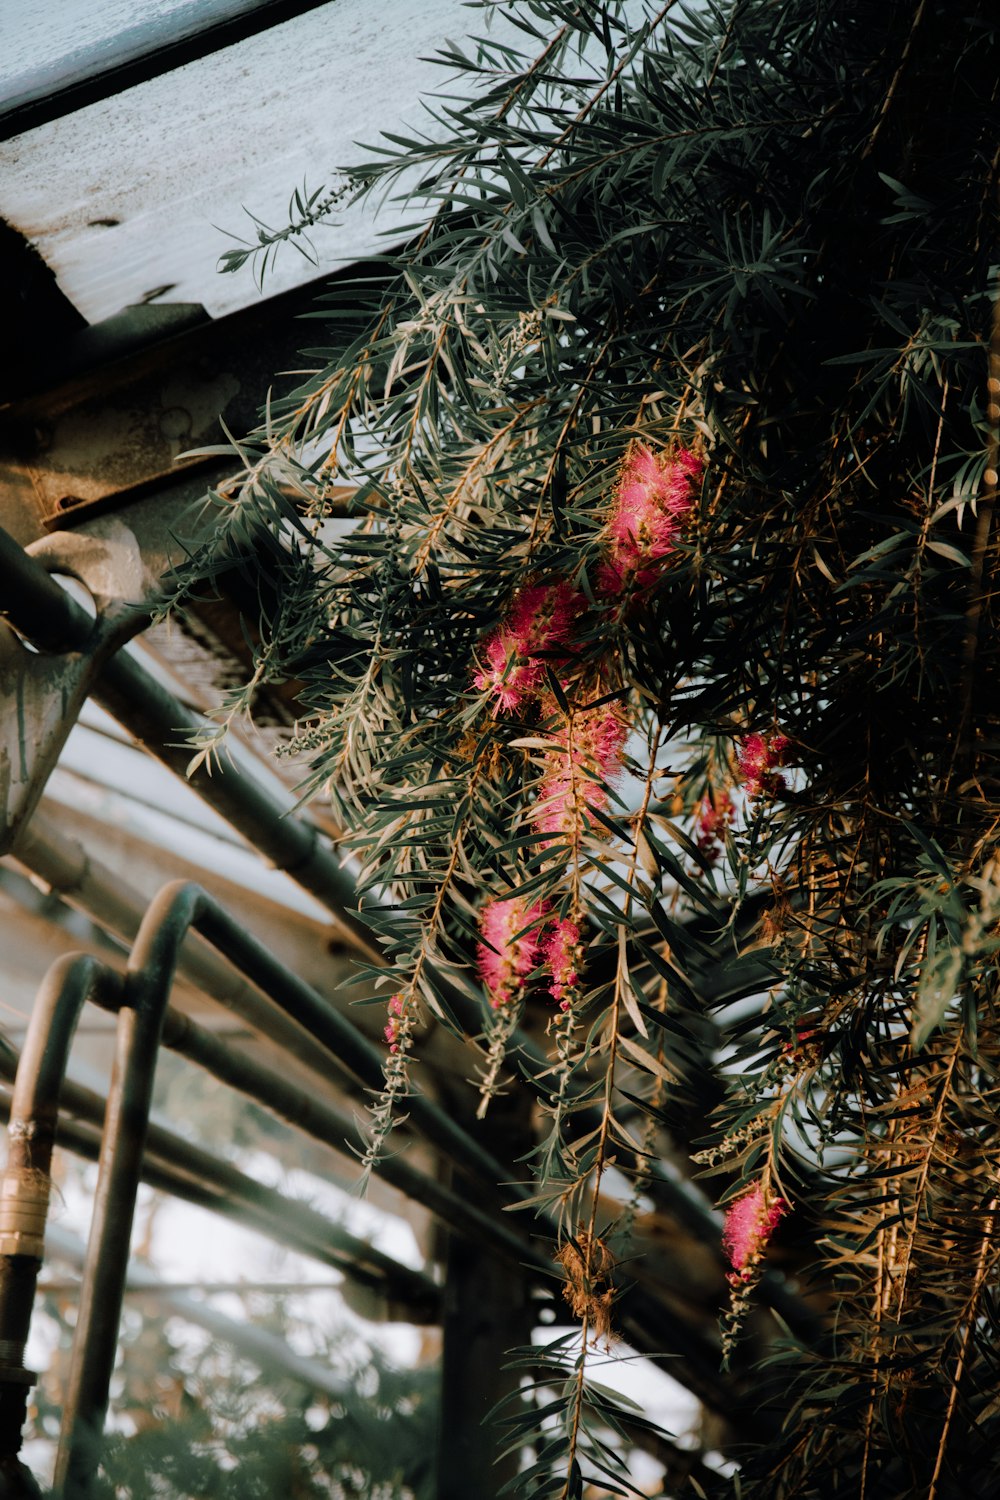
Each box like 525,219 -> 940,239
0,942 -> 442,1494
173,896 -> 742,1400
52,879 -> 534,1495
52,876 -> 487,1496
7,819 -> 541,1264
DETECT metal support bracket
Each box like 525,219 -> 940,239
0,522 -> 153,855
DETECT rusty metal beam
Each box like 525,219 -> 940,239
0,262 -> 376,528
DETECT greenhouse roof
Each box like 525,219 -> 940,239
0,0 -> 498,324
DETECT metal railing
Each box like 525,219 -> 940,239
0,526 -> 814,1494
0,525 -> 752,1266
0,879 -> 541,1497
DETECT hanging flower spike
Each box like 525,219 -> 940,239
477,896 -> 549,1008
695,789 -> 734,864
532,705 -> 629,843
597,444 -> 703,597
473,580 -> 585,714
738,731 -> 790,798
722,1181 -> 787,1284
383,993 -> 405,1053
543,918 -> 582,1009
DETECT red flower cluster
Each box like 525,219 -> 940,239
477,896 -> 549,1008
722,1182 -> 787,1284
543,918 -> 582,1010
474,581 -> 585,714
738,732 -> 789,798
695,789 -> 734,863
461,438 -> 702,1036
473,444 -> 701,713
597,444 -> 702,596
383,994 -> 405,1053
477,898 -> 584,1009
532,706 -> 629,844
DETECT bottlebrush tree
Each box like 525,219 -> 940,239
162,0 -> 1000,1494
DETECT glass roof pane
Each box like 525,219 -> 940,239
0,0 -> 511,323
0,0 -> 204,95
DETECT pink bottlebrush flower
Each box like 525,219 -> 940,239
782,1023 -> 822,1060
473,581 -> 586,713
722,1182 -> 787,1282
695,790 -> 734,863
507,580 -> 583,653
597,444 -> 703,598
383,993 -> 405,1053
478,896 -> 549,1008
543,918 -> 581,1009
738,732 -> 789,798
532,707 -> 629,842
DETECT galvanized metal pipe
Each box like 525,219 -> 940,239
0,528 -> 86,654
13,808 -> 393,1100
55,873 -> 483,1498
0,1074 -> 437,1312
154,1005 -> 542,1270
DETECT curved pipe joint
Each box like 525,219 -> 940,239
0,953 -> 121,1491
